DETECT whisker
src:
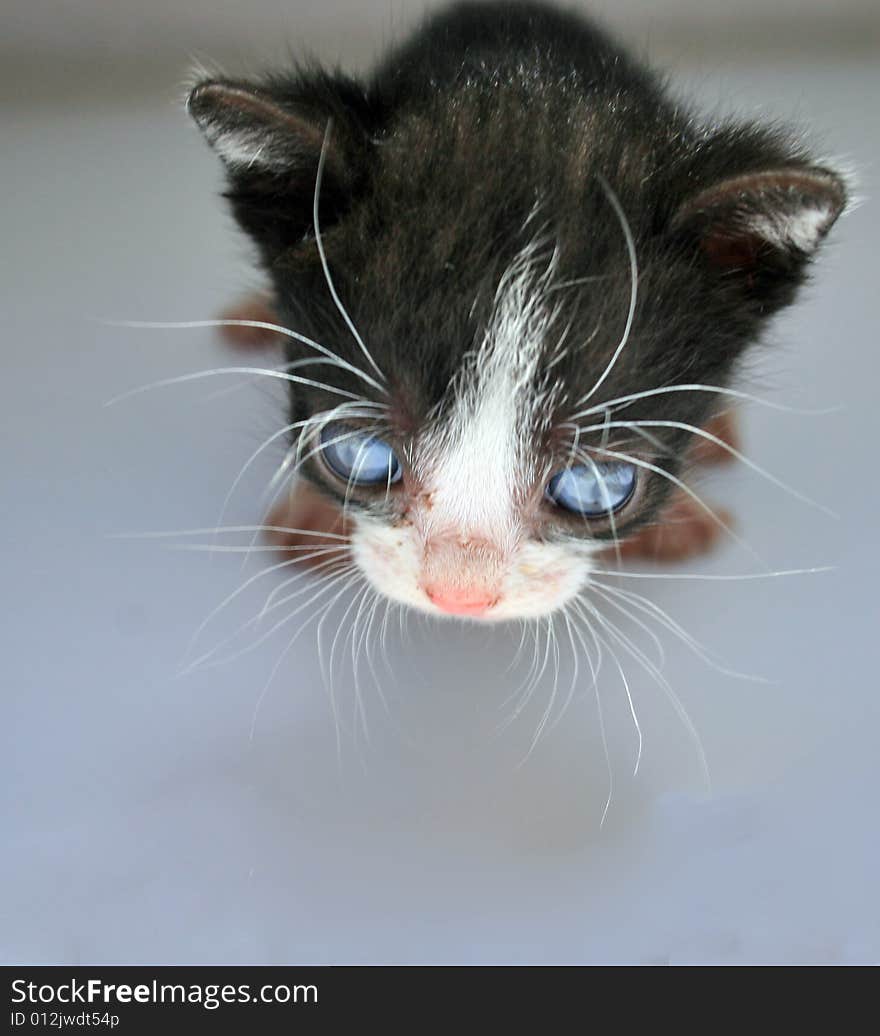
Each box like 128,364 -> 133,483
314,120 -> 386,385
546,606 -> 598,738
182,563 -> 359,674
566,609 -> 614,827
517,617 -> 562,764
111,525 -> 350,540
496,619 -> 542,723
236,410 -> 384,570
105,365 -> 381,408
577,598 -> 711,796
570,444 -> 625,567
100,318 -> 387,395
216,402 -> 383,540
570,603 -> 643,777
592,578 -> 772,684
569,383 -> 841,424
160,543 -> 346,553
597,445 -> 764,563
604,634 -> 643,777
549,610 -> 580,738
360,588 -> 391,718
314,571 -> 367,765
378,597 -> 395,683
576,172 -> 639,408
345,586 -> 369,751
326,581 -> 373,757
504,619 -> 531,677
247,582 -> 345,744
588,565 -> 834,582
580,418 -> 837,518
183,546 -> 344,662
258,550 -> 352,617
590,583 -> 666,669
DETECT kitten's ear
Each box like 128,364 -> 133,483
187,77 -> 366,257
671,166 -> 847,311
188,80 -> 333,175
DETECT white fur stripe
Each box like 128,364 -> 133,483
421,241 -> 559,546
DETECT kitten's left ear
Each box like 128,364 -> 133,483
671,166 -> 847,311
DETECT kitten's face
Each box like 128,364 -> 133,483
188,73 -> 846,621
290,234 -> 709,622
302,278 -> 613,622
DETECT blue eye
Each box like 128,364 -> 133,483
546,461 -> 636,516
319,423 -> 402,486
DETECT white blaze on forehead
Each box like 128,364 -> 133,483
420,244 -> 560,545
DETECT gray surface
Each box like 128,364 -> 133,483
2,57 -> 878,964
6,0 -> 878,62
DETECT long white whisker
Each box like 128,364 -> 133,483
570,383 -> 841,423
247,581 -> 347,744
588,566 -> 834,582
590,583 -> 666,669
315,572 -> 367,765
567,609 -> 614,827
378,597 -> 395,683
239,409 -> 383,570
111,525 -> 350,540
598,445 -> 763,563
578,598 -> 711,795
183,563 -> 358,673
245,567 -> 358,745
570,444 -> 625,567
217,402 -> 385,542
580,418 -> 837,518
604,634 -> 643,777
550,610 -> 580,737
518,617 -> 562,764
348,584 -> 376,747
496,620 -> 542,723
105,365 -> 379,407
258,551 -> 351,617
575,605 -> 643,778
183,546 -> 344,662
546,607 -> 599,739
360,588 -> 391,718
100,318 -> 387,395
593,579 -> 772,684
576,172 -> 639,408
314,119 -> 386,385
327,581 -> 372,761
162,543 -> 346,553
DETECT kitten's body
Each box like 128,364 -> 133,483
189,1 -> 845,621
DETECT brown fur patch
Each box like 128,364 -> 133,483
218,293 -> 283,348
690,410 -> 740,465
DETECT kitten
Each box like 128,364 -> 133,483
187,0 -> 846,621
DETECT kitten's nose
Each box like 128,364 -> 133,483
424,584 -> 499,616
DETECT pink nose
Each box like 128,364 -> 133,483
424,585 -> 498,616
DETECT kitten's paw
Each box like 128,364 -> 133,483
217,292 -> 283,348
264,482 -> 350,569
610,494 -> 734,563
690,410 -> 740,466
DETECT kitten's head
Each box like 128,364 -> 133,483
188,71 -> 846,621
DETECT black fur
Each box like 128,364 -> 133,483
188,0 -> 846,539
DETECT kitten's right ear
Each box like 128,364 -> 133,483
187,77 -> 363,257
